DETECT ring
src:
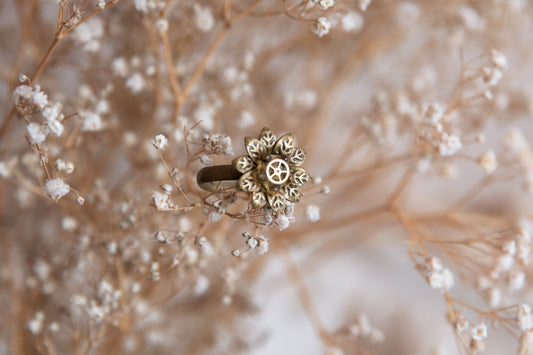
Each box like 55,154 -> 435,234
196,127 -> 311,214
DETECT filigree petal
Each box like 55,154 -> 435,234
245,137 -> 267,162
292,167 -> 310,186
284,183 -> 301,202
232,155 -> 254,174
267,190 -> 286,213
273,133 -> 295,157
259,127 -> 277,151
238,171 -> 260,192
252,190 -> 267,209
287,148 -> 307,167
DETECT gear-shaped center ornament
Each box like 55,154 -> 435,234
266,159 -> 290,185
232,127 -> 311,213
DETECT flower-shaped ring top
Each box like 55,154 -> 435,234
232,127 -> 310,213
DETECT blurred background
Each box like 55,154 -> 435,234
1,1 -> 533,354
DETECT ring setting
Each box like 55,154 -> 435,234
196,127 -> 310,214
232,127 -> 310,213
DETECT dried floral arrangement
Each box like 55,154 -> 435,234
1,0 -> 533,354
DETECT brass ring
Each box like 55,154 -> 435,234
195,127 -> 310,214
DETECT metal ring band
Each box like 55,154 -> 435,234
196,165 -> 241,192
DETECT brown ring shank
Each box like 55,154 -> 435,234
196,165 -> 242,192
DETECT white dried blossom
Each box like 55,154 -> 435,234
238,110 -> 255,128
319,0 -> 334,10
471,323 -> 488,341
257,237 -> 269,255
152,134 -> 168,150
479,150 -> 497,174
510,271 -> 526,291
207,211 -> 223,222
223,67 -> 239,85
194,4 -> 214,32
194,275 -> 210,295
457,6 -> 485,31
305,204 -> 321,222
311,17 -> 331,38
412,66 -> 437,93
504,127 -> 527,151
0,158 -> 16,178
200,154 -> 212,166
369,328 -> 385,344
425,103 -> 444,125
43,178 -> 70,201
275,214 -> 291,230
12,84 -> 33,106
134,0 -> 148,12
152,191 -> 175,211
87,302 -> 105,321
497,253 -> 515,271
95,99 -> 109,114
73,17 -> 104,52
518,305 -> 533,332
150,262 -> 160,281
27,312 -> 45,334
428,268 -> 454,292
502,240 -> 517,256
33,259 -> 51,280
81,112 -> 105,132
483,90 -> 494,101
231,249 -> 240,257
32,91 -> 49,109
243,51 -> 255,70
455,315 -> 470,334
194,106 -> 214,131
155,18 -> 168,33
62,216 -> 78,231
285,89 -> 317,111
359,0 -> 372,11
426,256 -> 443,271
26,123 -> 46,144
112,57 -> 129,77
55,159 -> 75,174
47,118 -> 64,137
246,237 -> 258,249
490,49 -> 508,69
438,133 -> 462,156
341,11 -> 364,32
202,134 -> 234,155
125,72 -> 146,93
482,67 -> 503,86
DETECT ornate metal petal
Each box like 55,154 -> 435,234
238,171 -> 260,192
287,148 -> 307,167
252,190 -> 267,209
284,183 -> 301,202
245,137 -> 267,162
259,127 -> 277,151
273,133 -> 295,157
232,155 -> 254,173
267,190 -> 286,213
292,167 -> 310,186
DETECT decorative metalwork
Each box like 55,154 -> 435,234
232,127 -> 310,213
